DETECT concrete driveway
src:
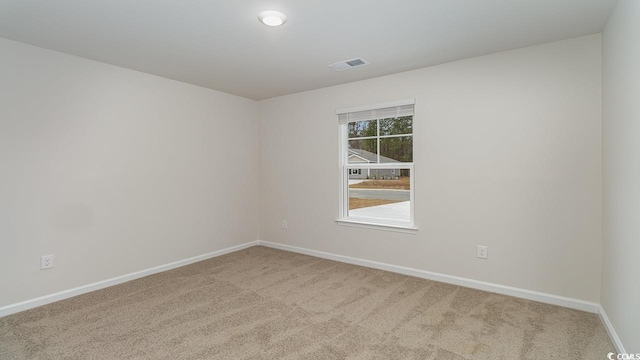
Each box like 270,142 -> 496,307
349,201 -> 410,222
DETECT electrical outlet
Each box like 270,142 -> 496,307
41,254 -> 55,269
477,246 -> 488,259
281,220 -> 288,229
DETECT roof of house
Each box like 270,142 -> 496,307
348,148 -> 399,164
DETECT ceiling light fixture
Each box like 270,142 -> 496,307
258,11 -> 287,27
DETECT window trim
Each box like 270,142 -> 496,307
337,109 -> 417,232
335,218 -> 418,234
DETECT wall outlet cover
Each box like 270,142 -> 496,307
477,246 -> 488,259
41,255 -> 55,269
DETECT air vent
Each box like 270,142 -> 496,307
327,58 -> 370,71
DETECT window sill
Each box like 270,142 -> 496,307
335,219 -> 418,234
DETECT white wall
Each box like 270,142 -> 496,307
0,32 -> 608,315
602,0 -> 640,353
0,38 -> 259,307
258,35 -> 603,302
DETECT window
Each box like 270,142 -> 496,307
337,99 -> 415,231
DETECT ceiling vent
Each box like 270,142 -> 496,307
327,58 -> 370,71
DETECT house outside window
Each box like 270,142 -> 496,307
336,99 -> 416,231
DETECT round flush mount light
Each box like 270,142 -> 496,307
258,10 -> 287,26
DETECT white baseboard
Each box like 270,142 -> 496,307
597,305 -> 626,354
2,239 -> 622,352
256,240 -> 600,313
0,241 -> 260,318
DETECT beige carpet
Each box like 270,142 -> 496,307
0,246 -> 613,359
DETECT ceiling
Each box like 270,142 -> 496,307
0,0 -> 617,100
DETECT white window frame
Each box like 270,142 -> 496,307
336,99 -> 417,233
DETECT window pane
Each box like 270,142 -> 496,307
379,116 -> 412,136
348,139 -> 377,163
380,136 -> 413,162
348,169 -> 410,222
348,120 -> 377,138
